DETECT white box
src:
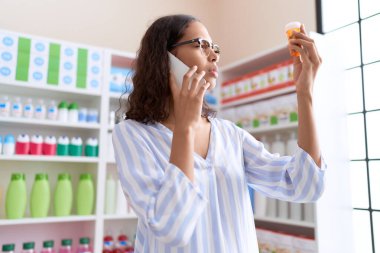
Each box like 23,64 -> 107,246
30,39 -> 49,56
0,31 -> 18,51
0,48 -> 17,81
28,54 -> 48,85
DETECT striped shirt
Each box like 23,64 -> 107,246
112,116 -> 326,253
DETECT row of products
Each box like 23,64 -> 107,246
0,96 -> 99,124
104,173 -> 134,215
253,132 -> 314,222
103,232 -> 134,253
2,238 -> 92,253
256,228 -> 316,253
222,93 -> 298,129
109,66 -> 134,94
0,29 -> 102,91
0,134 -> 99,157
5,172 -> 95,219
221,60 -> 294,104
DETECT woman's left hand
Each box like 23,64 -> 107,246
288,24 -> 322,97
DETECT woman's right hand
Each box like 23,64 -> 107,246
169,66 -> 211,132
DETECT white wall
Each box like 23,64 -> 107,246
0,0 -> 315,66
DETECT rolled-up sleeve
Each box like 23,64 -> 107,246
112,122 -> 208,247
238,127 -> 327,203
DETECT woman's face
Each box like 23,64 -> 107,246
170,21 -> 220,90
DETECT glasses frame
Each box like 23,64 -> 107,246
169,37 -> 221,56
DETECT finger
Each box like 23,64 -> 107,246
288,44 -> 302,64
197,81 -> 211,98
289,39 -> 320,66
190,71 -> 206,95
300,23 -> 307,35
293,32 -> 323,64
182,66 -> 198,94
289,44 -> 311,66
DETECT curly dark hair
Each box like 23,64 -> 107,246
122,14 -> 216,124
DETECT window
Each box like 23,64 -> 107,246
318,0 -> 380,252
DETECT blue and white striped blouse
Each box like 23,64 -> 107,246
112,116 -> 326,253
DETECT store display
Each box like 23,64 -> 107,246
105,174 -> 116,215
5,173 -> 27,219
54,173 -> 73,216
76,173 -> 94,215
30,173 -> 50,218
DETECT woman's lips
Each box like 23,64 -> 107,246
209,70 -> 218,78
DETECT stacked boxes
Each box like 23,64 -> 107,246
0,31 -> 18,82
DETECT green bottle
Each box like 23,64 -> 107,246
77,173 -> 94,215
54,173 -> 73,216
30,173 -> 50,218
5,173 -> 27,219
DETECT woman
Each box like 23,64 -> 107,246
113,14 -> 326,253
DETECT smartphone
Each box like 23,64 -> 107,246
168,52 -> 205,89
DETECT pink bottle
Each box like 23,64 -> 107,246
15,134 -> 30,155
30,134 -> 43,155
58,240 -> 72,253
21,242 -> 35,253
40,241 -> 55,253
76,238 -> 92,253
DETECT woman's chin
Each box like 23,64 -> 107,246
206,78 -> 217,90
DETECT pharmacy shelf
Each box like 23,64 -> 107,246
0,117 -> 101,130
0,155 -> 99,163
220,85 -> 296,109
103,213 -> 138,220
245,121 -> 298,135
0,81 -> 101,100
0,215 -> 97,226
109,92 -> 129,100
254,216 -> 315,228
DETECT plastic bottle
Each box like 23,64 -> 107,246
77,173 -> 94,215
76,238 -> 92,253
266,197 -> 277,217
11,97 -> 23,118
115,181 -> 127,215
85,138 -> 98,157
114,233 -> 129,253
277,200 -> 289,219
1,244 -> 15,253
68,102 -> 79,123
54,173 -> 73,216
285,21 -> 301,57
43,136 -> 57,156
5,173 -> 27,219
290,202 -> 302,221
34,99 -> 46,120
21,242 -> 35,253
78,108 -> 87,123
253,191 -> 266,217
30,173 -> 50,218
87,108 -> 98,123
105,174 -> 116,215
15,134 -> 30,155
286,131 -> 298,155
40,240 -> 55,253
58,101 -> 69,122
30,134 -> 43,155
0,95 -> 11,117
102,235 -> 114,253
47,100 -> 58,120
23,98 -> 34,119
3,134 -> 15,155
58,239 -> 72,253
271,134 -> 285,156
69,137 -> 82,156
57,136 -> 69,156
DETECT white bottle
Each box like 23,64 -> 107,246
109,111 -> 115,128
47,100 -> 58,120
105,174 -> 116,215
116,180 -> 128,214
34,99 -> 46,120
290,202 -> 302,220
11,97 -> 23,118
303,203 -> 315,222
266,197 -> 277,217
23,98 -> 34,118
0,95 -> 11,117
286,131 -> 298,155
253,191 -> 267,217
277,200 -> 288,219
271,134 -> 285,156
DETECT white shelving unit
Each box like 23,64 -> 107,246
0,31 -> 137,252
219,33 -> 354,252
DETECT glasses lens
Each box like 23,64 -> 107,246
199,39 -> 211,56
213,44 -> 221,55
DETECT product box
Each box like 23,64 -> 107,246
109,66 -> 134,94
87,48 -> 103,91
0,31 -> 18,51
59,44 -> 78,89
0,48 -> 17,82
29,40 -> 49,84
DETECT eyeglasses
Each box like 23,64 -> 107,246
169,37 -> 221,57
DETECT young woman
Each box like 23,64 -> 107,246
113,14 -> 326,253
